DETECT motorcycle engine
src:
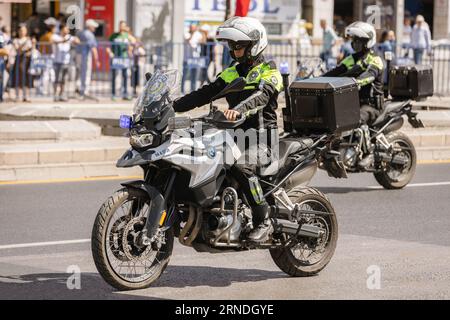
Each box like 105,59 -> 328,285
341,147 -> 358,167
205,205 -> 251,244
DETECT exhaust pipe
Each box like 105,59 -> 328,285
274,218 -> 324,238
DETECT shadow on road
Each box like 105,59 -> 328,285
0,272 -> 149,300
153,265 -> 288,288
0,265 -> 288,298
316,187 -> 386,194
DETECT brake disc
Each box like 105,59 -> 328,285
121,217 -> 153,262
109,216 -> 130,261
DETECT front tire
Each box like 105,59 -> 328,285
91,188 -> 174,290
374,131 -> 417,189
270,187 -> 338,277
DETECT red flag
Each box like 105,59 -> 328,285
235,0 -> 251,17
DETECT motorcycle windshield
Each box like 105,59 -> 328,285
133,70 -> 179,117
298,58 -> 324,78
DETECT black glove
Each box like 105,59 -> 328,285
145,72 -> 152,82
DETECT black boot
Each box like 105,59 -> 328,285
247,204 -> 273,243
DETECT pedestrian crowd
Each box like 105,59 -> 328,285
0,14 -> 147,103
0,12 -> 438,104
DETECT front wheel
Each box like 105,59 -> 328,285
374,131 -> 417,189
91,188 -> 173,290
270,187 -> 338,277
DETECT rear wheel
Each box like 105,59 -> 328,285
91,188 -> 173,290
270,187 -> 338,276
374,131 -> 416,189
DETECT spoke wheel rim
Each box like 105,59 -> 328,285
289,199 -> 332,266
385,139 -> 413,181
105,197 -> 167,283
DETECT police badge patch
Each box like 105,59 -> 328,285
271,76 -> 278,86
248,71 -> 259,82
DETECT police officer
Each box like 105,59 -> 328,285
322,21 -> 385,168
173,17 -> 283,243
323,21 -> 385,125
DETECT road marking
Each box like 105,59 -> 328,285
418,159 -> 450,164
367,181 -> 450,189
0,175 -> 143,186
0,239 -> 91,250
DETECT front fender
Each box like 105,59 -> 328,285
121,180 -> 166,239
117,148 -> 152,167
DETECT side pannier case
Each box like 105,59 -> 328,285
389,65 -> 433,100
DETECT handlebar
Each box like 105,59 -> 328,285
191,110 -> 245,129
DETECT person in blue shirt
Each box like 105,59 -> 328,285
377,30 -> 395,86
320,19 -> 338,70
0,27 -> 11,102
75,19 -> 100,99
0,29 -> 8,102
410,15 -> 431,65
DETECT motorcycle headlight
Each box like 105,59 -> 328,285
129,133 -> 155,149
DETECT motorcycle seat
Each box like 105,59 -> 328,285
372,100 -> 411,127
258,138 -> 313,176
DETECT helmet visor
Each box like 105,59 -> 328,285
350,37 -> 368,51
227,40 -> 251,51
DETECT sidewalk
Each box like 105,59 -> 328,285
1,96 -> 450,182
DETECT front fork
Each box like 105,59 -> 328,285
128,170 -> 177,246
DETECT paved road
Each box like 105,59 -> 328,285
1,164 -> 450,299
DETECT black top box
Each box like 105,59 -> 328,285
284,77 -> 360,134
389,65 -> 433,100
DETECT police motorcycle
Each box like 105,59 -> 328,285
290,53 -> 431,189
91,70 -> 340,290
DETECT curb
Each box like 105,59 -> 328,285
0,161 -> 142,183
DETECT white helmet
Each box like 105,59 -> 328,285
345,21 -> 377,50
216,16 -> 268,63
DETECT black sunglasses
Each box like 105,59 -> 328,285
227,41 -> 249,50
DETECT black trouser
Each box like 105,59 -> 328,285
230,144 -> 270,226
360,104 -> 381,126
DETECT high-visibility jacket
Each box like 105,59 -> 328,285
323,50 -> 384,101
173,58 -> 283,131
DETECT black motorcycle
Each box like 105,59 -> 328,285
294,57 -> 425,189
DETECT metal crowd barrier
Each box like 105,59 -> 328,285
0,40 -> 449,101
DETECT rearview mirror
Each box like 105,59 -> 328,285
211,77 -> 246,101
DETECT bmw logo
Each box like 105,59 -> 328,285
207,146 -> 216,158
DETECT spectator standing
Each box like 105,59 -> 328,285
403,16 -> 413,47
39,17 -> 57,54
75,19 -> 100,99
1,26 -> 12,101
52,24 -> 79,101
378,30 -> 394,55
320,19 -> 338,70
181,24 -> 203,93
0,28 -> 9,102
106,21 -> 132,101
10,25 -> 33,102
377,30 -> 395,86
38,17 -> 57,96
205,28 -> 219,84
130,36 -> 146,98
199,24 -> 210,86
410,15 -> 432,65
